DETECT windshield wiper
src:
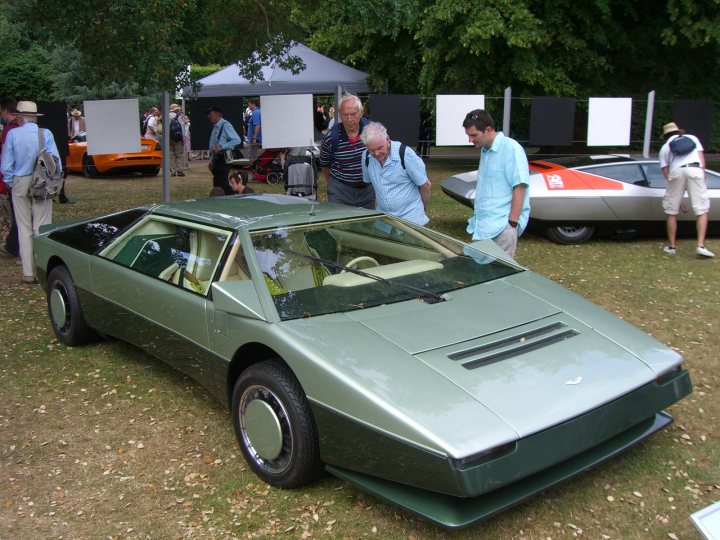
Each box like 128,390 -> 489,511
286,249 -> 446,304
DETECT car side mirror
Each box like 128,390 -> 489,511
211,280 -> 266,321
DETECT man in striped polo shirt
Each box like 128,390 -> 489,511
319,94 -> 375,209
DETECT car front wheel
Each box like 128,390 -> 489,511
46,265 -> 95,346
232,360 -> 322,489
545,225 -> 595,244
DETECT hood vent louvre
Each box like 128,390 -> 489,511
448,322 -> 578,370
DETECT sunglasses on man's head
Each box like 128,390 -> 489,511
466,112 -> 488,130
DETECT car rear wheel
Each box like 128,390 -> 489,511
545,225 -> 595,245
232,360 -> 322,488
46,265 -> 95,346
82,154 -> 99,178
140,166 -> 160,176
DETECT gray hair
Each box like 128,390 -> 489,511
360,122 -> 388,145
339,93 -> 363,115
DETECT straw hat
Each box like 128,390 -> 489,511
169,103 -> 181,112
662,122 -> 680,137
70,109 -> 82,117
16,101 -> 43,116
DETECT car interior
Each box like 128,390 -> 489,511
101,218 -> 230,295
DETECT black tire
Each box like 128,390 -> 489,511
140,166 -> 161,176
46,265 -> 95,346
266,171 -> 280,185
82,154 -> 99,178
545,225 -> 595,245
232,360 -> 323,488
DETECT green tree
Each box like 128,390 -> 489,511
297,0 -> 720,101
0,13 -> 54,100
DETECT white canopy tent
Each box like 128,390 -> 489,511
191,43 -> 372,97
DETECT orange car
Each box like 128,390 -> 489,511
65,132 -> 163,177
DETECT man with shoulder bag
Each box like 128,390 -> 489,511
659,122 -> 714,258
206,105 -> 241,195
1,101 -> 62,283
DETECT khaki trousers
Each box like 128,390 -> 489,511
11,174 -> 52,278
169,140 -> 185,174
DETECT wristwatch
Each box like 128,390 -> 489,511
508,219 -> 518,228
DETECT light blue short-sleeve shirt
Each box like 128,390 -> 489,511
2,123 -> 61,187
466,132 -> 530,240
362,141 -> 428,225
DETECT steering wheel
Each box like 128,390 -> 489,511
341,256 -> 380,273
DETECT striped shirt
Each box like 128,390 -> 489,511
319,121 -> 369,184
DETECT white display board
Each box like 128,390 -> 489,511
587,97 -> 632,146
691,500 -> 720,540
435,95 -> 485,146
84,98 -> 142,155
261,94 -> 315,149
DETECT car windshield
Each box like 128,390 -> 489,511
248,216 -> 522,320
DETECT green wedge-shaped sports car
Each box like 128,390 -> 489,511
34,194 -> 691,528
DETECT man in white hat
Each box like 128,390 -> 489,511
168,103 -> 185,176
1,101 -> 62,283
658,121 -> 714,258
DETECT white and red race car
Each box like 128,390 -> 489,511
440,155 -> 720,244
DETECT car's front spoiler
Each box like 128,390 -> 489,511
327,410 -> 672,529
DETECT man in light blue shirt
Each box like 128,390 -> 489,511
206,105 -> 241,195
360,122 -> 430,225
462,109 -> 530,258
1,101 -> 61,283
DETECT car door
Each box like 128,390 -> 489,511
643,162 -> 720,223
580,163 -> 652,221
639,162 -> 676,221
91,215 -> 232,390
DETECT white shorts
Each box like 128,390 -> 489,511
663,166 -> 710,215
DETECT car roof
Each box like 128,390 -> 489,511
529,154 -> 655,169
149,193 -> 380,230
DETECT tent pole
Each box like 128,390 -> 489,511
335,85 -> 342,125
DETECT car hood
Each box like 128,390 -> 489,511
341,275 -> 677,441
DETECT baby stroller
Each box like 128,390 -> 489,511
248,149 -> 284,184
284,148 -> 318,200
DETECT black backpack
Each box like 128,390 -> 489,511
169,116 -> 184,142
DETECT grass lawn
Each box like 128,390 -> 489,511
0,157 -> 718,539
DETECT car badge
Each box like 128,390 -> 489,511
546,173 -> 564,189
565,376 -> 583,385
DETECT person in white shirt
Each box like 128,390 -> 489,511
658,122 -> 714,258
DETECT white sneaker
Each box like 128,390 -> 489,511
663,246 -> 676,255
696,246 -> 715,258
